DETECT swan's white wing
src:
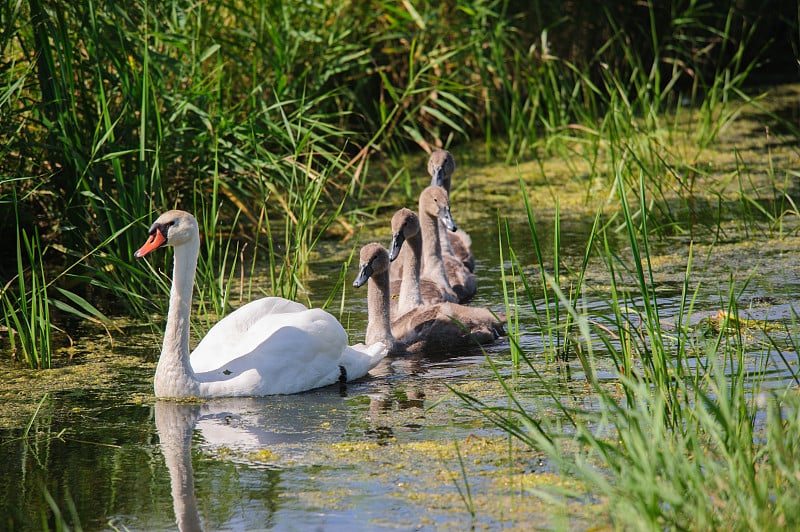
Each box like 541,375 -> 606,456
187,297 -> 384,396
194,308 -> 352,395
190,297 -> 310,370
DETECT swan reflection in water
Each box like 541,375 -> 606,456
154,389 -> 357,532
155,401 -> 203,532
153,354 -> 498,531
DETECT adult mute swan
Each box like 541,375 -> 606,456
135,210 -> 386,398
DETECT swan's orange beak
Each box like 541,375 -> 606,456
134,229 -> 167,258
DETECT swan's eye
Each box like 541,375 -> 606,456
149,220 -> 176,242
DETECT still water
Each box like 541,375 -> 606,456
1,91 -> 799,530
2,220 -> 798,530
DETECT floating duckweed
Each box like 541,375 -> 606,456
246,449 -> 280,463
330,441 -> 382,454
497,471 -> 588,493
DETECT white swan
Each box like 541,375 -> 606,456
135,210 -> 386,398
428,149 -> 475,272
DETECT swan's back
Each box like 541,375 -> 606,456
190,297 -> 319,370
190,297 -> 385,396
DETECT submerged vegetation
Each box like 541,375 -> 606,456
1,0 -> 800,529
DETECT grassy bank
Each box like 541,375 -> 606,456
458,201 -> 799,529
454,97 -> 800,530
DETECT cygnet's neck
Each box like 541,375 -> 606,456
419,209 -> 451,290
366,268 -> 396,349
438,219 -> 455,257
396,231 -> 422,315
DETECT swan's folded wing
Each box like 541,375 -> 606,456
190,297 -> 311,369
192,308 -> 351,393
194,311 -> 386,396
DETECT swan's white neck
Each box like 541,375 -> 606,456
155,236 -> 201,397
419,209 -> 451,290
366,268 -> 396,349
396,231 -> 422,315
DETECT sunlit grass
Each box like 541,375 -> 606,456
2,222 -> 51,369
0,6 -> 796,532
455,175 -> 800,528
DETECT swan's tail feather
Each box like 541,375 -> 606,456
341,342 -> 388,380
366,341 -> 388,358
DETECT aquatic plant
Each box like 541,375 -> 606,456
2,221 -> 51,369
456,175 -> 800,528
1,226 -> 126,369
4,0 -> 780,230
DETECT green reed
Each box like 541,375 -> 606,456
6,0 -> 770,231
500,176 -> 602,367
529,1 -> 765,238
2,223 -> 51,369
457,174 -> 800,528
1,191 -> 133,367
192,196 -> 244,334
497,217 -> 522,366
260,149 -> 351,303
